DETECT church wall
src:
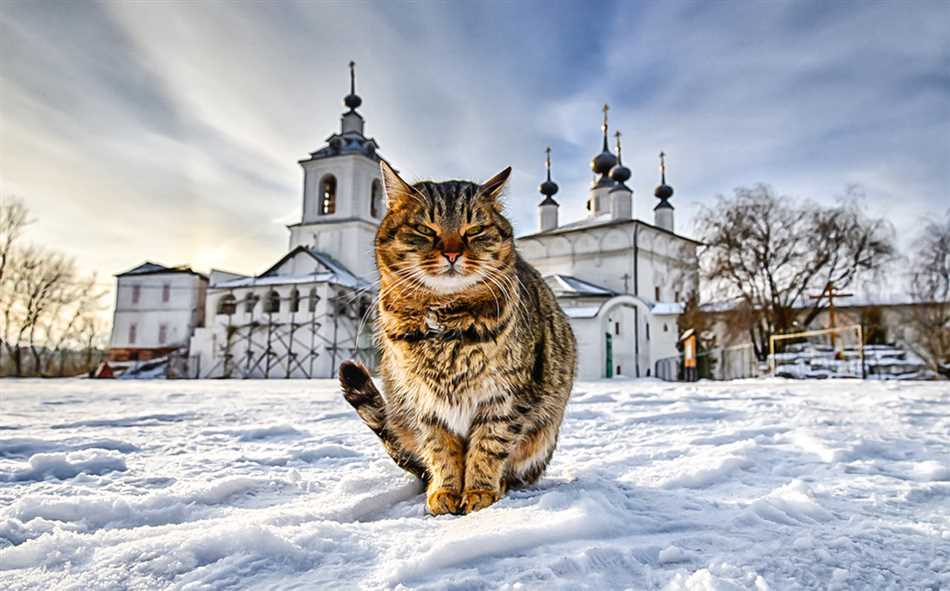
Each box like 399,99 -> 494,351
110,273 -> 206,354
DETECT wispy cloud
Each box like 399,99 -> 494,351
1,0 -> 947,293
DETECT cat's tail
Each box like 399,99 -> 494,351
339,361 -> 428,482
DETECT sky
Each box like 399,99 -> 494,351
1,1 -> 948,302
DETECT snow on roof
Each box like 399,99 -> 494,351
209,247 -> 367,290
117,261 -> 207,279
546,274 -> 615,297
701,292 -> 937,313
518,216 -> 702,245
212,273 -> 337,289
562,305 -> 602,319
652,302 -> 685,315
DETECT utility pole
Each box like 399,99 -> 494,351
808,281 -> 853,348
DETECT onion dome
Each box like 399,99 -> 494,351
609,130 -> 632,185
343,60 -> 362,111
539,147 -> 559,206
590,103 -> 618,175
654,151 -> 674,203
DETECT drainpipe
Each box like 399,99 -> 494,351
633,224 -> 640,377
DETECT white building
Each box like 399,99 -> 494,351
517,107 -> 700,379
175,68 -> 700,380
188,63 -> 379,378
108,262 -> 208,363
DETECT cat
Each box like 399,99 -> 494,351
339,161 -> 576,515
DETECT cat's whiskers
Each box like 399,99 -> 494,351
355,263 -> 428,346
484,266 -> 530,322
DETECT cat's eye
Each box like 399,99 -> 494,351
466,225 -> 485,237
413,224 -> 436,236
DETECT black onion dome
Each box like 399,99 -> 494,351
655,183 -> 674,199
609,162 -> 631,183
591,150 -> 617,175
540,179 -> 559,197
344,93 -> 362,110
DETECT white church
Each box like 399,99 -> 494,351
111,64 -> 699,379
517,106 -> 699,379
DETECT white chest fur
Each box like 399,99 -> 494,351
398,369 -> 509,437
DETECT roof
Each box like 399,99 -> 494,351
701,292 -> 940,313
563,305 -> 602,319
116,261 -> 207,279
298,132 -> 386,165
210,247 -> 367,291
518,216 -> 702,246
559,296 -> 685,320
652,302 -> 685,315
545,274 -> 616,297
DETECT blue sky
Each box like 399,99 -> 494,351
1,1 -> 947,286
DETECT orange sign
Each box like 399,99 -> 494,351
684,334 -> 697,369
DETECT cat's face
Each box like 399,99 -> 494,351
376,162 -> 514,295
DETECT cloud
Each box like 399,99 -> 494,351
0,0 -> 947,311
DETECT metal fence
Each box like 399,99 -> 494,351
654,344 -> 763,382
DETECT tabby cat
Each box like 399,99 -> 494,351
339,161 -> 576,515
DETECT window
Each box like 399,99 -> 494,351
129,323 -> 137,344
158,324 -> 168,345
370,179 -> 383,218
162,283 -> 170,303
131,285 -> 141,304
319,175 -> 337,215
614,321 -> 620,336
244,292 -> 258,313
674,290 -> 680,302
617,365 -> 621,375
289,288 -> 300,313
646,323 -> 651,341
663,323 -> 669,332
308,288 -> 319,312
654,286 -> 661,302
264,290 -> 281,314
217,294 -> 237,315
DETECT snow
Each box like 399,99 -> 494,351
0,378 -> 948,590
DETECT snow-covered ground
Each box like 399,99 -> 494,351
1,378 -> 948,590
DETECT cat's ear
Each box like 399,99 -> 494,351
380,160 -> 416,210
479,166 -> 512,202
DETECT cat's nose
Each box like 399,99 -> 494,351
442,236 -> 463,265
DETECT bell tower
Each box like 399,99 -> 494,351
287,62 -> 387,279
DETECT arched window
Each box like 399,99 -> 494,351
263,290 -> 281,314
217,294 -> 237,316
319,175 -> 336,215
308,288 -> 320,313
288,288 -> 300,313
244,292 -> 258,313
370,179 -> 383,218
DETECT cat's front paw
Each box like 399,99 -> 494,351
460,488 -> 501,514
426,488 -> 461,515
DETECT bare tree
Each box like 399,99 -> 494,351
697,184 -> 895,359
42,274 -> 108,376
0,197 -> 107,377
907,210 -> 950,374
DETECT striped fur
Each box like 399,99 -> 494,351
340,162 -> 576,515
